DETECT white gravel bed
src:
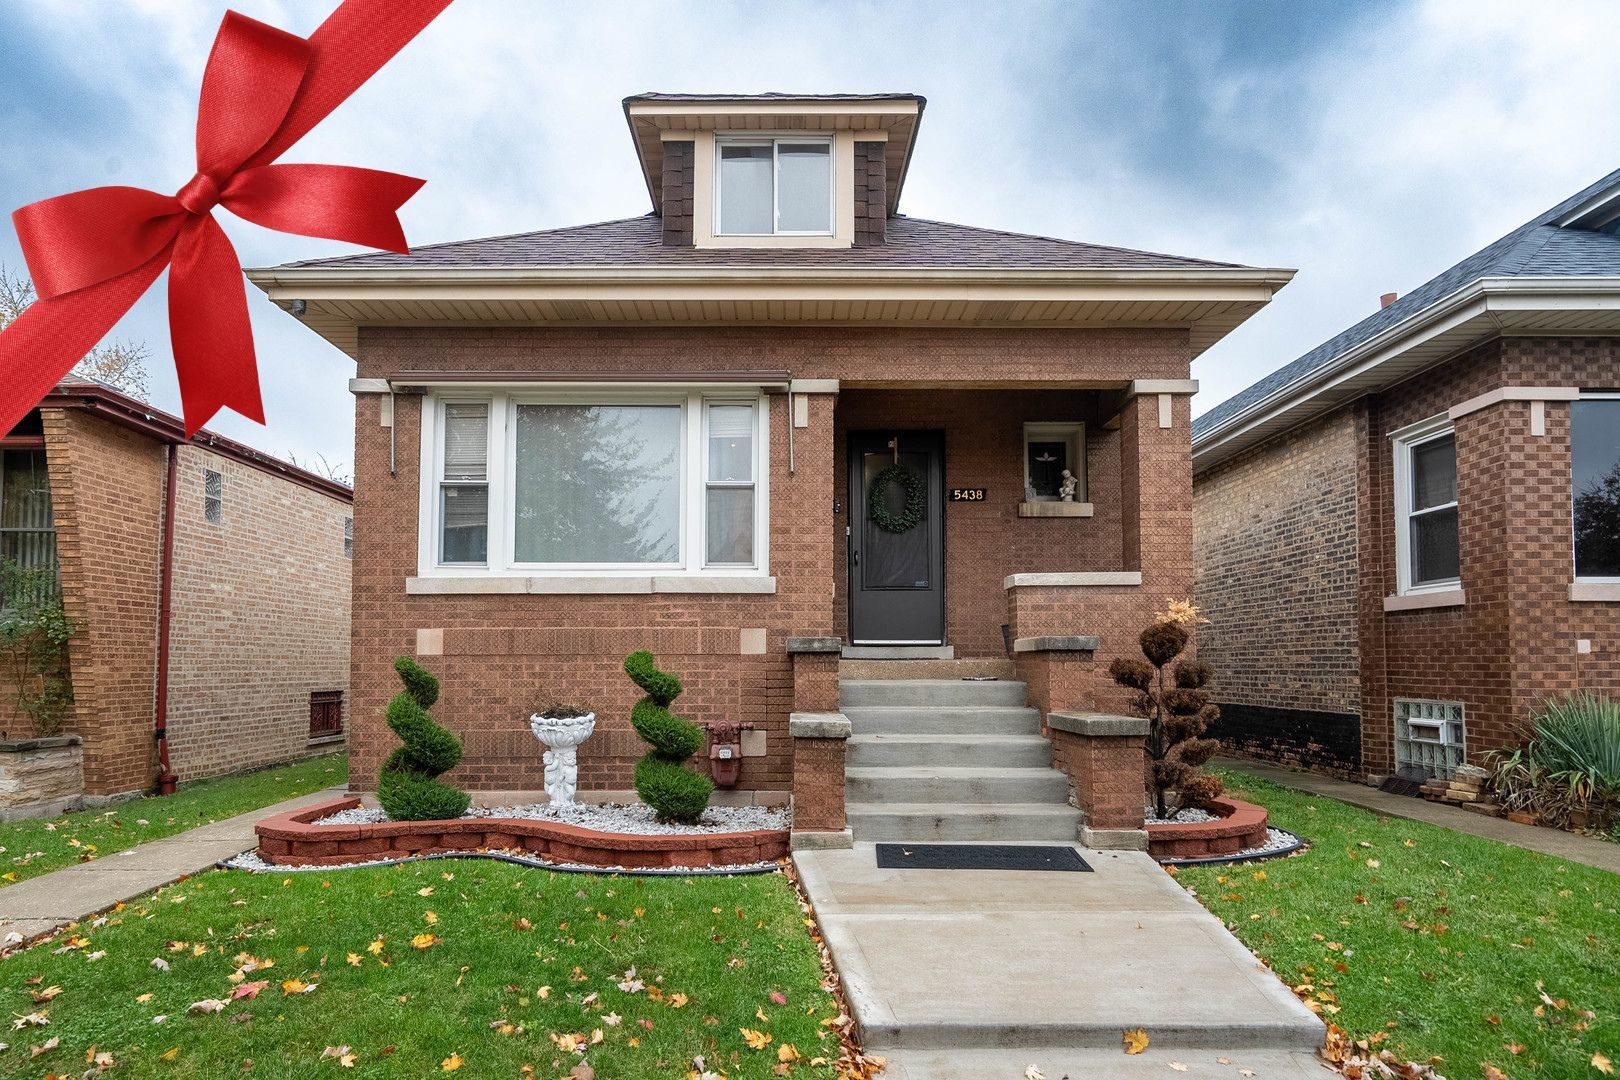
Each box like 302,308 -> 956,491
1144,807 -> 1219,824
312,802 -> 789,835
1167,826 -> 1304,866
221,849 -> 780,876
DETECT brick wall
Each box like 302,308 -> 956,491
164,445 -> 352,780
40,408 -> 165,796
1192,403 -> 1363,774
1196,335 -> 1620,780
351,324 -> 1192,794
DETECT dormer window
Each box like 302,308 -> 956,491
717,137 -> 833,236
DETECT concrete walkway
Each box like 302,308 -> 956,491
795,843 -> 1325,1079
1220,757 -> 1620,875
0,788 -> 344,947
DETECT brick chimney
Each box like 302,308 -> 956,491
1380,292 -> 1398,310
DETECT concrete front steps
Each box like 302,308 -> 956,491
878,1048 -> 1328,1079
841,677 -> 1082,843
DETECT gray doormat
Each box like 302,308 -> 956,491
875,843 -> 1092,871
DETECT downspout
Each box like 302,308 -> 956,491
153,443 -> 179,795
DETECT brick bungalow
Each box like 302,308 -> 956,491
249,92 -> 1291,847
0,376 -> 353,817
1193,169 -> 1620,782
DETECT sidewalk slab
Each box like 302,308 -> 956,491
795,843 -> 1322,1058
880,1047 -> 1328,1079
1219,757 -> 1620,875
0,787 -> 344,944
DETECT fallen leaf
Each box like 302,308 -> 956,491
1596,1052 -> 1615,1075
1122,1028 -> 1150,1055
1169,1063 -> 1188,1073
741,1027 -> 773,1050
31,986 -> 62,1004
159,1047 -> 180,1061
231,981 -> 269,1001
322,1045 -> 358,1068
189,999 -> 227,1014
411,933 -> 439,950
1024,1068 -> 1045,1080
442,1052 -> 464,1071
770,991 -> 788,1006
30,1035 -> 59,1057
346,953 -> 362,967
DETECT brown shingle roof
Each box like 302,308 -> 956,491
280,214 -> 1242,272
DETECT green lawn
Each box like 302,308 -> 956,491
1,753 -> 346,888
0,860 -> 841,1078
1177,769 -> 1620,1079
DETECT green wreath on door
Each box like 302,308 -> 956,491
868,462 -> 927,534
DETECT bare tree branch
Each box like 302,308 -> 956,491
0,263 -> 152,401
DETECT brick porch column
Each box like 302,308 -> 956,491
1048,711 -> 1148,849
786,637 -> 851,848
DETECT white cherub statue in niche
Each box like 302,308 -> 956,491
1058,470 -> 1077,502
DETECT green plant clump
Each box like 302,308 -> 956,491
625,650 -> 713,823
0,558 -> 77,738
1488,690 -> 1620,831
377,657 -> 470,822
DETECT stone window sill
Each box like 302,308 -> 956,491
1570,582 -> 1620,602
307,734 -> 346,748
1017,502 -> 1094,518
1383,588 -> 1466,612
406,575 -> 777,596
1003,571 -> 1142,589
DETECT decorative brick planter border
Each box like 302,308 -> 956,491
1146,798 -> 1270,861
255,798 -> 790,870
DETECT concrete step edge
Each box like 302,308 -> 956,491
845,766 -> 1068,778
857,1018 -> 1327,1051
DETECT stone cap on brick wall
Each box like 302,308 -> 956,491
0,735 -> 82,753
1048,712 -> 1148,738
1013,635 -> 1100,653
1003,571 -> 1142,589
789,712 -> 852,739
786,636 -> 843,654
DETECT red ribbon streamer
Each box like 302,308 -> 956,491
1,0 -> 451,438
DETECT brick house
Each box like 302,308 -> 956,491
0,376 -> 352,816
249,92 -> 1290,846
1193,169 -> 1620,782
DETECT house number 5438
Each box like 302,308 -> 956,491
949,488 -> 987,501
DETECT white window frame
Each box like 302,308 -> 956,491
714,135 -> 835,237
417,388 -> 769,579
1022,422 -> 1085,502
701,398 -> 762,568
1392,414 -> 1460,595
1572,392 -> 1620,584
433,399 -> 492,567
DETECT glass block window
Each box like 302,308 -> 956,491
343,516 -> 353,559
203,469 -> 223,524
1394,698 -> 1466,778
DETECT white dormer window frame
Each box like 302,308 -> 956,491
714,135 -> 835,237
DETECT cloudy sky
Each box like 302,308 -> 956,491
4,0 -> 1618,474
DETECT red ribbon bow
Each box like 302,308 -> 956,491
1,0 -> 450,437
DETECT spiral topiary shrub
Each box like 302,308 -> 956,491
624,649 -> 713,823
377,656 -> 471,822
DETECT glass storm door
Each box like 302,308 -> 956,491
847,431 -> 945,645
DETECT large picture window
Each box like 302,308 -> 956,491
423,391 -> 766,575
1573,395 -> 1620,581
1394,419 -> 1460,593
717,138 -> 833,236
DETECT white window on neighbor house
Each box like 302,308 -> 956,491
203,468 -> 223,524
1393,417 -> 1459,593
1023,422 -> 1085,502
421,391 -> 767,575
1572,394 -> 1620,582
1394,698 -> 1467,779
716,137 -> 833,235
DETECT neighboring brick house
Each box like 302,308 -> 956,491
1193,169 -> 1620,782
250,92 -> 1290,847
0,376 -> 352,814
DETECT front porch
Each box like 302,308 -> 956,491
787,379 -> 1196,851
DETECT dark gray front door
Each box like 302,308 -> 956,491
848,430 -> 945,645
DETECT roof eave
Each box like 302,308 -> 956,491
1191,275 -> 1620,472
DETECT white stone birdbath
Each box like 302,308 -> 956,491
529,712 -> 596,806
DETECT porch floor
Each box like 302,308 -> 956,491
794,842 -> 1324,1077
